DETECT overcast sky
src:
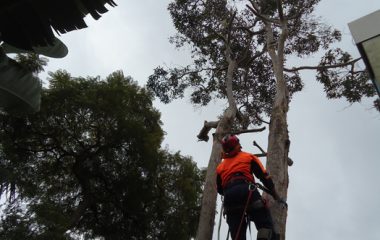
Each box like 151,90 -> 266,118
41,1 -> 380,239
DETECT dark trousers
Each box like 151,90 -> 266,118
224,182 -> 274,240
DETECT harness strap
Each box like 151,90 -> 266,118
234,183 -> 256,240
224,174 -> 249,189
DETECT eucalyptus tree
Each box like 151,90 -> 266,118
147,0 -> 378,239
0,70 -> 203,240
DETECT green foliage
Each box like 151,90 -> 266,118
316,48 -> 376,103
14,53 -> 48,74
148,0 -> 327,127
0,70 -> 203,240
148,0 -> 379,129
151,151 -> 203,239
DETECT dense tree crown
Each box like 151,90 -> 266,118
148,0 -> 378,129
0,70 -> 203,240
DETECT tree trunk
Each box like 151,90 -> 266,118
196,58 -> 238,240
195,120 -> 231,240
265,59 -> 290,240
265,58 -> 290,239
262,15 -> 290,239
265,97 -> 289,240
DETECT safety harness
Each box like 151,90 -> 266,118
234,183 -> 257,240
222,181 -> 285,240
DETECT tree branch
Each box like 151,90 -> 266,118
256,112 -> 270,124
175,66 -> 227,80
236,20 -> 262,35
230,126 -> 266,135
264,23 -> 278,64
276,1 -> 288,66
224,36 -> 238,113
253,140 -> 266,154
276,0 -> 285,21
246,4 -> 279,24
237,33 -> 255,66
284,0 -> 305,21
284,57 -> 361,72
253,141 -> 293,165
197,120 -> 219,142
227,11 -> 237,45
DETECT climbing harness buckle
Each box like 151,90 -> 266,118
248,182 -> 257,191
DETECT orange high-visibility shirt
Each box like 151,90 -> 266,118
216,151 -> 267,188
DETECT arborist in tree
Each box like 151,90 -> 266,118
216,134 -> 287,240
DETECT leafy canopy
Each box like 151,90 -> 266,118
0,70 -> 203,240
148,0 -> 378,128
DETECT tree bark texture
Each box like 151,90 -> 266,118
262,14 -> 290,239
265,99 -> 289,240
195,126 -> 226,240
196,112 -> 236,240
196,59 -> 238,240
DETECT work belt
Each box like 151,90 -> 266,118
224,172 -> 254,189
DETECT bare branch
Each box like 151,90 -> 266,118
253,140 -> 266,154
252,141 -> 267,158
284,57 -> 361,72
253,141 -> 293,165
230,126 -> 266,135
255,112 -> 270,124
255,153 -> 267,157
197,120 -> 219,142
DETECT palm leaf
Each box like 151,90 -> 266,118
0,49 -> 41,114
1,37 -> 68,58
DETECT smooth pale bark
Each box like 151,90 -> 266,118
195,119 -> 231,240
263,17 -> 290,240
265,94 -> 289,240
196,59 -> 237,240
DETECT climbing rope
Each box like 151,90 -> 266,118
217,200 -> 223,240
234,183 -> 256,240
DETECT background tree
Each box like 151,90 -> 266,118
148,0 -> 379,239
0,70 -> 203,240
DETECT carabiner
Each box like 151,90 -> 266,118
248,183 -> 257,191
